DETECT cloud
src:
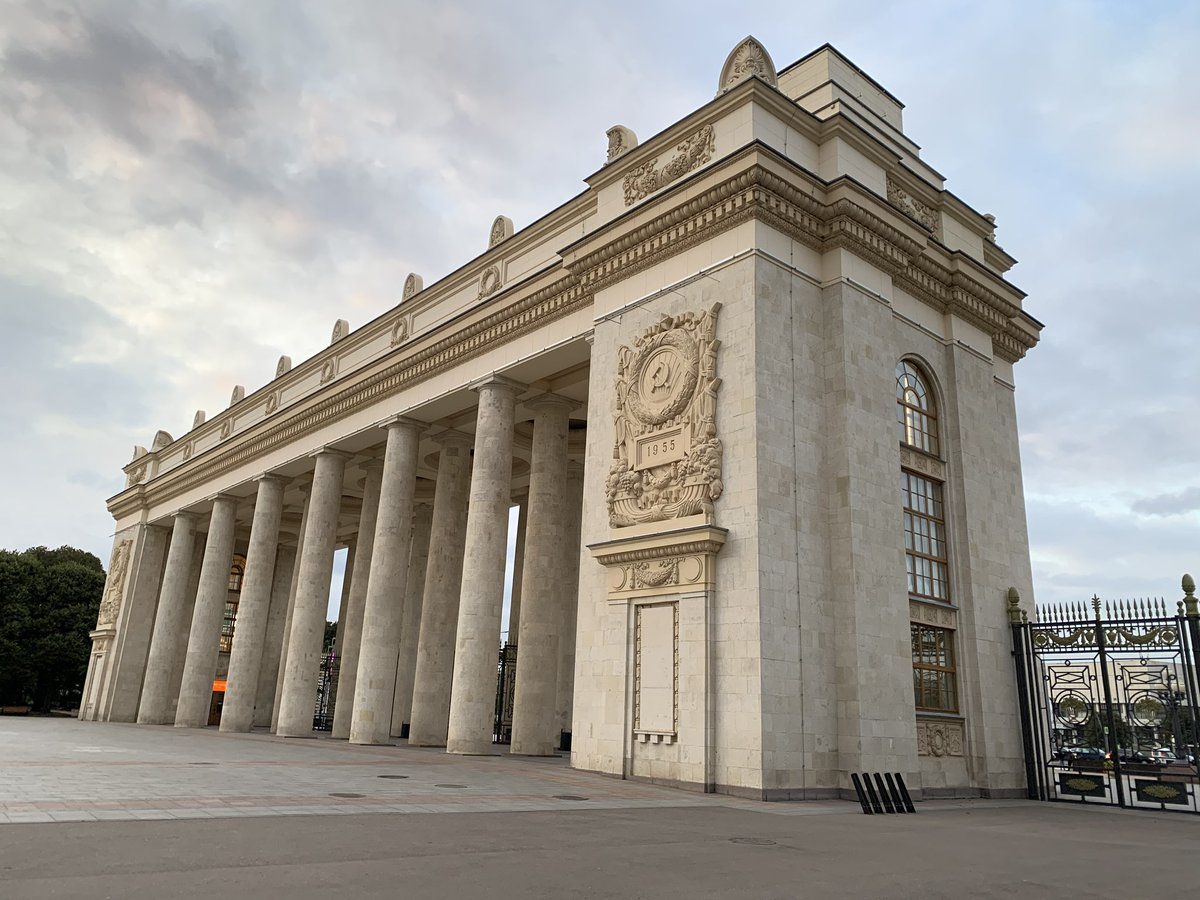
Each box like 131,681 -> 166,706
1131,487 -> 1200,518
0,0 -> 1196,618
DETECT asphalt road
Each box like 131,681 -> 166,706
2,802 -> 1196,899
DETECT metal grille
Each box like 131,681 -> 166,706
1011,588 -> 1200,814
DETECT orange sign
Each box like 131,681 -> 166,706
212,680 -> 227,692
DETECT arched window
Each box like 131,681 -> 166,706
227,560 -> 245,593
896,360 -> 957,713
896,361 -> 939,455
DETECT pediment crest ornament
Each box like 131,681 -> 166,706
489,215 -> 513,248
331,319 -> 350,344
606,125 -> 638,163
717,36 -> 777,95
606,304 -> 723,527
98,540 -> 132,626
275,355 -> 293,378
402,273 -> 423,301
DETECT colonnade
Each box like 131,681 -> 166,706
133,384 -> 584,755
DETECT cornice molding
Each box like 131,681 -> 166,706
109,275 -> 589,519
565,147 -> 1037,362
111,135 -> 1039,520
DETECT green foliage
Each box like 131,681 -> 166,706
0,546 -> 105,710
1083,706 -> 1132,750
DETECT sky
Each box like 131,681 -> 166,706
1,0 -> 1198,619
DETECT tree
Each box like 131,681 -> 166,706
323,620 -> 337,652
0,546 -> 105,711
1083,706 -> 1132,750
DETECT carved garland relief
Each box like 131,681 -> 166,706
623,125 -> 716,206
606,304 -> 723,527
917,719 -> 964,757
97,540 -> 133,626
886,175 -> 939,234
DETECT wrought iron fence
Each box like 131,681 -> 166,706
1009,575 -> 1200,814
313,651 -> 340,732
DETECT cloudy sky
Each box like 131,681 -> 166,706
2,0 -> 1197,617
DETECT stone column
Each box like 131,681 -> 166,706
175,495 -> 239,727
391,501 -> 433,737
350,418 -> 424,745
271,479 -> 312,730
220,476 -> 286,732
168,541 -> 206,717
332,463 -> 383,738
254,544 -> 297,727
507,494 -> 528,643
447,377 -> 522,754
510,394 -> 573,755
407,431 -> 473,746
137,512 -> 200,724
555,460 -> 586,739
276,448 -> 349,737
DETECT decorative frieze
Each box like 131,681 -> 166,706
623,124 -> 716,206
886,174 -> 939,233
97,540 -> 132,626
916,717 -> 964,757
589,524 -> 725,602
910,599 -> 957,629
607,304 -> 722,528
900,447 -> 945,481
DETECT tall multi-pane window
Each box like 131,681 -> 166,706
897,360 -> 957,713
912,622 -> 957,712
897,360 -> 939,455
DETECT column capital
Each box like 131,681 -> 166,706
309,446 -> 355,461
469,373 -> 526,396
431,429 -> 474,449
523,392 -> 577,414
208,491 -> 240,507
253,473 -> 289,487
382,414 -> 428,434
172,510 -> 200,523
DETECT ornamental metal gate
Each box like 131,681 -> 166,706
1010,580 -> 1200,814
493,643 -> 516,744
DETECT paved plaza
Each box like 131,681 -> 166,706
1,719 -> 1197,898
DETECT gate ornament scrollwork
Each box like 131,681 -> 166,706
606,304 -> 722,528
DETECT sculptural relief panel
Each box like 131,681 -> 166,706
606,304 -> 723,527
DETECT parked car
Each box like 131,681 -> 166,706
1059,746 -> 1105,762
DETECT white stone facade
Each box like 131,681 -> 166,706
82,39 -> 1040,801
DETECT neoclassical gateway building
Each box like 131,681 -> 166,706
81,39 -> 1041,800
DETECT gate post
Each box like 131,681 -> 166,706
1181,574 -> 1200,763
1092,595 -> 1126,807
1008,589 -> 1040,800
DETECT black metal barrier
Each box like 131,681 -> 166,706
851,772 -> 916,814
